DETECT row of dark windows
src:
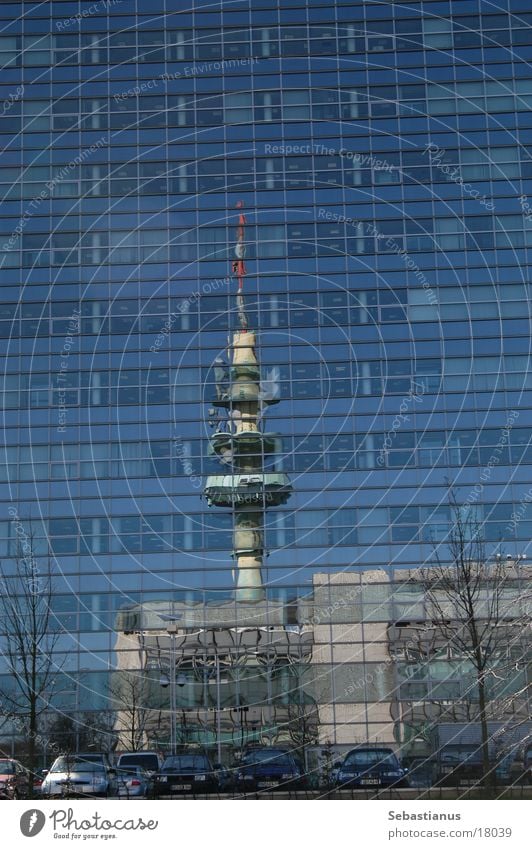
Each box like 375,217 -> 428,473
0,146 -> 523,177
2,442 -> 532,480
1,513 -> 530,558
4,427 -> 532,460
0,281 -> 527,309
2,379 -> 443,408
2,16 -> 531,66
10,85 -> 532,116
3,14 -> 527,40
0,123 -> 528,158
5,235 -> 532,268
6,378 -> 532,408
5,216 -> 528,249
0,501 -> 528,539
3,304 -> 524,336
2,358 -> 531,394
3,217 -> 529,254
3,330 -> 531,362
0,172 -> 519,203
0,143 -> 523,168
2,357 -> 440,384
11,216 -> 519,244
3,426 -> 532,478
0,0 -> 525,24
0,161 -> 522,197
17,218 -> 532,242
3,96 -> 532,138
10,219 -> 531,244
0,284 -> 525,319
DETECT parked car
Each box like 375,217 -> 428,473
214,763 -> 235,792
402,756 -> 437,788
0,759 -> 31,799
40,755 -> 117,798
75,752 -> 115,769
152,754 -> 219,797
329,765 -> 340,786
115,766 -> 152,798
436,744 -> 492,787
236,747 -> 306,792
32,768 -> 49,795
116,751 -> 163,776
495,742 -> 532,786
336,747 -> 409,789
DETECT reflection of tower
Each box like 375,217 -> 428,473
204,204 -> 292,601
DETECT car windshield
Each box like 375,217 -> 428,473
119,754 -> 159,771
50,758 -> 105,774
344,750 -> 398,767
162,756 -> 209,770
242,750 -> 294,766
0,762 -> 15,774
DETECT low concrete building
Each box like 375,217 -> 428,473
113,564 -> 531,765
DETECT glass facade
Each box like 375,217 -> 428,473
1,0 -> 532,739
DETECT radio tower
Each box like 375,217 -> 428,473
204,204 -> 292,602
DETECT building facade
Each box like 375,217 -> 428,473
1,0 -> 532,744
112,565 -> 530,765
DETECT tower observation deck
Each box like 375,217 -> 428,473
204,204 -> 292,601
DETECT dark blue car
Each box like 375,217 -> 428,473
236,748 -> 306,792
336,747 -> 409,789
152,754 -> 219,796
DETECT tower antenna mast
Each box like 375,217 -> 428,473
232,200 -> 248,331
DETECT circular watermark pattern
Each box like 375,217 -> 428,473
0,1 -> 530,791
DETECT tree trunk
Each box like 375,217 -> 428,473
477,672 -> 495,792
28,698 -> 37,799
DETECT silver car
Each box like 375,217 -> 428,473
41,756 -> 117,798
115,766 -> 151,798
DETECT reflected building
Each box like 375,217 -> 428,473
114,598 -> 316,757
113,565 -> 531,763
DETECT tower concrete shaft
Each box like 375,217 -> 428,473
204,205 -> 292,602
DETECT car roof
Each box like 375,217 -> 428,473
76,752 -> 108,756
245,747 -> 291,753
118,751 -> 160,756
164,753 -> 209,758
346,747 -> 394,752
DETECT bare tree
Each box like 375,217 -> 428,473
282,668 -> 319,751
274,655 -> 319,772
0,529 -> 60,792
79,710 -> 117,752
422,489 -> 531,790
109,670 -> 151,751
284,700 -> 319,773
44,711 -> 117,755
43,714 -> 78,754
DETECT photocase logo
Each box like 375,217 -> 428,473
20,810 -> 46,838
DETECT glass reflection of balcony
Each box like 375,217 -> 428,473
209,430 -> 278,464
204,473 -> 292,507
